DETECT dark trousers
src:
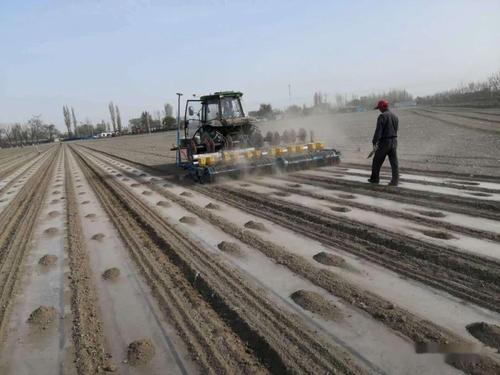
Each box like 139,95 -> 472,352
370,138 -> 399,182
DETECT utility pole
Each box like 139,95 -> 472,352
176,93 -> 183,167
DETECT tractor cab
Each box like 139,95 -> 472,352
181,91 -> 261,159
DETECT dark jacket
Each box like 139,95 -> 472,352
372,110 -> 399,145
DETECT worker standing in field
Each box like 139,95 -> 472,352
368,99 -> 399,186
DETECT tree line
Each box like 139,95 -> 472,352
416,70 -> 500,107
0,116 -> 60,148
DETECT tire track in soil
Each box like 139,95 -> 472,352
71,145 -> 365,374
196,185 -> 500,315
248,178 -> 500,243
79,145 -> 500,374
0,147 -> 59,340
287,173 -> 500,221
64,147 -> 114,374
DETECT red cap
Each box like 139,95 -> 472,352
374,99 -> 389,110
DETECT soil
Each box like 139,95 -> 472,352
131,183 -> 140,187
127,339 -> 156,366
406,209 -> 446,218
329,206 -> 351,213
44,227 -> 59,235
244,221 -> 267,231
156,200 -> 171,207
466,322 -> 500,351
180,191 -> 193,197
91,233 -> 106,240
102,267 -> 121,281
313,252 -> 346,267
142,190 -> 152,196
81,200 -> 90,205
290,290 -> 341,321
287,183 -> 302,188
47,210 -> 60,218
217,241 -> 242,255
27,306 -> 57,329
337,194 -> 356,199
85,213 -> 96,218
420,230 -> 456,240
38,254 -> 58,266
179,216 -> 196,224
205,202 -> 220,210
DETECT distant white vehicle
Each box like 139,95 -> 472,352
97,132 -> 112,138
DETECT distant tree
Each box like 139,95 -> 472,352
95,121 -> 107,134
28,115 -> 43,144
109,102 -> 116,132
71,107 -> 78,137
47,124 -> 56,142
164,103 -> 173,117
115,105 -> 122,133
285,105 -> 302,117
63,106 -> 72,137
253,104 -> 275,120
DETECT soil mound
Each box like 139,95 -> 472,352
329,206 -> 351,213
142,190 -> 152,196
162,183 -> 173,188
52,190 -> 61,195
272,191 -> 291,197
445,353 -> 500,374
102,267 -> 121,280
131,183 -> 141,187
85,213 -> 96,219
244,221 -> 267,231
407,209 -> 446,218
287,183 -> 302,188
78,192 -> 86,195
116,174 -> 122,177
92,233 -> 106,241
81,201 -> 90,205
239,183 -> 251,187
465,192 -> 492,197
44,227 -> 59,235
139,173 -> 147,177
179,216 -> 196,225
313,252 -> 346,267
447,180 -> 480,186
50,199 -> 60,204
156,201 -> 171,207
421,230 -> 456,240
39,254 -> 58,266
217,241 -> 242,255
337,193 -> 356,199
28,306 -> 57,328
205,202 -> 220,210
180,191 -> 193,197
127,339 -> 156,366
466,322 -> 500,351
290,290 -> 341,321
47,211 -> 60,218
122,178 -> 130,181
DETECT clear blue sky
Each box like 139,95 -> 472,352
1,0 -> 499,130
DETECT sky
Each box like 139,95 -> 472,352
1,0 -> 499,130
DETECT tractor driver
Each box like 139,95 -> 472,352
222,99 -> 235,118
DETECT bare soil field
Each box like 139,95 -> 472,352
0,107 -> 500,374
